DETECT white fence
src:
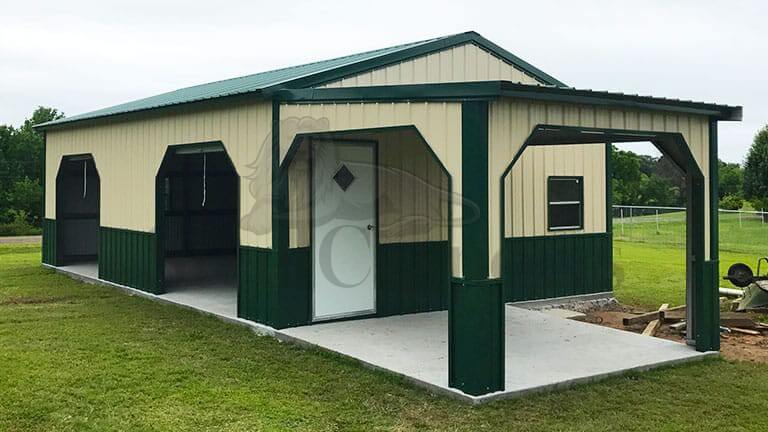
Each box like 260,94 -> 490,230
612,205 -> 768,255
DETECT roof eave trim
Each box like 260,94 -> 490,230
33,89 -> 267,131
274,81 -> 741,121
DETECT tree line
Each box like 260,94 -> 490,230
611,126 -> 768,211
0,107 -> 62,235
1,107 -> 768,235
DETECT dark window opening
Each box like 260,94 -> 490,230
548,176 -> 583,231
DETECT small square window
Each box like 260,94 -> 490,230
548,176 -> 583,231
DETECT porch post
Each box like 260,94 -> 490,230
448,101 -> 504,395
692,120 -> 720,351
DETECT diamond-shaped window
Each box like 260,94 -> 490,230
333,164 -> 355,191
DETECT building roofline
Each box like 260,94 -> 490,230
35,80 -> 741,132
35,31 -> 566,130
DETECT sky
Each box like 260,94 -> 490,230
1,0 -> 765,163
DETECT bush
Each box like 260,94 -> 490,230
719,195 -> 744,210
0,209 -> 41,236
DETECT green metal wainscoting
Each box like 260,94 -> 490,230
377,240 -> 450,315
502,232 -> 612,302
42,218 -> 57,266
99,227 -> 159,294
237,240 -> 450,328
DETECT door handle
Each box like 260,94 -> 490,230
367,224 -> 375,231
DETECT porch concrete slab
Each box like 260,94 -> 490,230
282,306 -> 715,403
60,261 -> 98,279
160,255 -> 238,319
48,263 -> 715,404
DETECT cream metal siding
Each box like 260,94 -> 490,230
489,98 -> 711,278
319,43 -> 542,88
287,129 -> 449,249
505,144 -> 606,237
280,102 -> 462,276
45,101 -> 273,248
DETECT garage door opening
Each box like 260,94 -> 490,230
56,154 -> 100,272
156,143 -> 238,315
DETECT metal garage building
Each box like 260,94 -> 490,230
36,31 -> 741,398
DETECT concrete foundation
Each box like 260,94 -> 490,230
48,264 -> 716,404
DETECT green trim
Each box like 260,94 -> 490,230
274,81 -> 741,121
99,226 -> 159,294
502,233 -> 612,302
448,278 -> 504,396
709,120 -> 719,262
449,101 -> 504,395
42,218 -> 57,266
461,101 -> 490,279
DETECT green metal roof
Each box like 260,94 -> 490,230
37,31 -> 566,130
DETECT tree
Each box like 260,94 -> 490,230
0,107 -> 64,228
744,125 -> 768,211
718,160 -> 744,199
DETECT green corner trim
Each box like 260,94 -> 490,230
448,278 -> 504,395
99,226 -> 159,294
42,218 -> 57,266
448,100 -> 504,396
461,100 -> 490,280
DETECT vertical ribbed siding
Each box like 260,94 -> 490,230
502,233 -> 612,302
42,218 -> 57,265
489,99 -> 711,278
238,246 -> 274,323
44,101 -> 272,248
98,226 -> 158,293
377,241 -> 450,315
320,42 -> 541,88
505,144 -> 606,237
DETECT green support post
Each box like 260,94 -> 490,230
448,101 -> 504,396
694,120 -> 720,351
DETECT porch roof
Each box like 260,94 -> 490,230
275,81 -> 742,121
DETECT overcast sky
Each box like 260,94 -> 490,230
2,0 -> 765,162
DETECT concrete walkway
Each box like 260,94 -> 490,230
47,263 -> 715,404
282,307 -> 715,403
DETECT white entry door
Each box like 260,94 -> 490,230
312,141 -> 376,321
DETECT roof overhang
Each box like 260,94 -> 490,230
272,81 -> 742,121
36,81 -> 741,132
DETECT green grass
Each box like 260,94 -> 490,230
613,240 -> 757,309
3,243 -> 768,431
614,210 -> 768,256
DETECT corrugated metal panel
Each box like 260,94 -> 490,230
504,143 -> 606,237
502,233 -> 611,302
488,98 -> 711,278
320,43 -> 541,88
280,102 -> 463,276
45,101 -> 272,248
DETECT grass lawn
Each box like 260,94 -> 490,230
614,210 -> 768,257
613,240 -> 757,309
2,243 -> 768,431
